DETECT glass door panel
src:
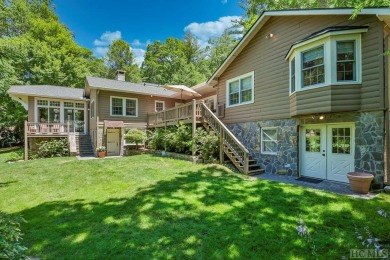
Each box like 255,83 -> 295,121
74,109 -> 85,132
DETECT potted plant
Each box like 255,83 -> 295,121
96,146 -> 106,158
347,172 -> 374,194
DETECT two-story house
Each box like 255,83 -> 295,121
206,8 -> 390,188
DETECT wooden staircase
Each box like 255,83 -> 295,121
200,103 -> 264,175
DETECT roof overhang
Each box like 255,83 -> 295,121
88,85 -> 179,99
207,8 -> 390,85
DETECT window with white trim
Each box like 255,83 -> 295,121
261,127 -> 278,155
110,97 -> 138,117
302,45 -> 325,87
36,99 -> 61,123
155,101 -> 165,112
287,29 -> 365,94
336,41 -> 356,81
226,71 -> 254,107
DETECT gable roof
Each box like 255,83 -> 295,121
8,85 -> 86,100
207,7 -> 390,85
85,76 -> 177,97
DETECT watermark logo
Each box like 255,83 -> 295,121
350,249 -> 388,258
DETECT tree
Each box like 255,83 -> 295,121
141,36 -> 207,86
238,0 -> 390,31
105,39 -> 142,82
206,29 -> 238,75
0,0 -> 109,147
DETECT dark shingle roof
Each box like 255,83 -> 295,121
86,76 -> 176,97
285,26 -> 369,59
297,26 -> 369,44
8,85 -> 86,100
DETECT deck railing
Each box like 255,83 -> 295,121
147,101 -> 201,127
200,102 -> 250,174
26,122 -> 70,135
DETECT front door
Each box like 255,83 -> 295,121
107,129 -> 120,156
300,123 -> 355,183
300,125 -> 327,179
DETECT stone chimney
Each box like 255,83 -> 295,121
115,70 -> 126,81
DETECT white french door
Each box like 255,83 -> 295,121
300,123 -> 355,183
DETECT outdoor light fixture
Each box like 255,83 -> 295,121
266,33 -> 274,39
319,115 -> 325,120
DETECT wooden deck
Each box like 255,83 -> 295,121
147,100 -> 202,128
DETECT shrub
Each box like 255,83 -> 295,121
0,211 -> 27,259
163,123 -> 193,154
6,151 -> 23,162
148,123 -> 192,154
0,125 -> 23,148
147,128 -> 165,150
194,128 -> 220,162
124,129 -> 147,149
36,138 -> 68,158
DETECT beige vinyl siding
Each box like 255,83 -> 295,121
28,97 -> 34,122
97,90 -> 177,127
290,85 -> 361,116
217,15 -> 384,124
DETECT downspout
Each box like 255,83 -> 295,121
384,31 -> 390,186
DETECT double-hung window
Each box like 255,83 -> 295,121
226,71 -> 254,107
302,45 -> 325,87
110,97 -> 138,117
155,101 -> 165,112
287,27 -> 366,94
336,41 -> 356,81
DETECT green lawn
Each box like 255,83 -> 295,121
0,148 -> 389,259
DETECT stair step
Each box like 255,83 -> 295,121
247,169 -> 265,175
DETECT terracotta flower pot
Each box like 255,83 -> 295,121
98,151 -> 106,158
347,172 -> 374,194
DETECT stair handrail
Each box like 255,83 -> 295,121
200,102 -> 250,173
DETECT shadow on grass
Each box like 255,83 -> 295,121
17,165 -> 390,259
0,181 -> 18,188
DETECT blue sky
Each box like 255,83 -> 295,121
54,0 -> 243,65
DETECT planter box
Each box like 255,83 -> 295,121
347,172 -> 374,194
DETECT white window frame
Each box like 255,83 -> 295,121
34,98 -> 87,133
287,29 -> 365,95
155,100 -> 165,112
110,96 -> 138,117
226,71 -> 255,108
261,127 -> 278,155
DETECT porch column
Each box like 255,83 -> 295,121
192,99 -> 196,157
24,120 -> 28,161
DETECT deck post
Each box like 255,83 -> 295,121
192,99 -> 196,157
220,130 -> 224,164
24,120 -> 28,161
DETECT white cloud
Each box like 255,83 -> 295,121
93,31 -> 122,57
184,16 -> 240,47
132,39 -> 142,47
131,48 -> 146,66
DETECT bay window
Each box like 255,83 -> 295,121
287,27 -> 366,94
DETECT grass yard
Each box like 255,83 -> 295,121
0,148 -> 389,259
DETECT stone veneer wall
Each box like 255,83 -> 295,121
227,111 -> 385,186
228,119 -> 299,176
